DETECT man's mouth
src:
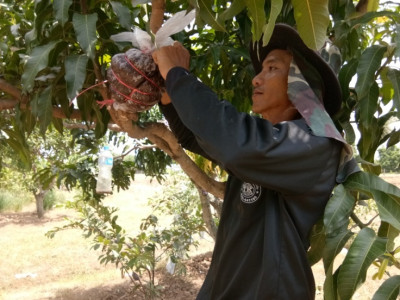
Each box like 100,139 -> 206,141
253,89 -> 263,96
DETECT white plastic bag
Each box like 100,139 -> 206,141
111,9 -> 196,53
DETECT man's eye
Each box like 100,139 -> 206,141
269,66 -> 277,71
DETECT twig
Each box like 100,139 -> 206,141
350,212 -> 379,229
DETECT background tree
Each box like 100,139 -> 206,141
378,146 -> 400,173
1,0 -> 400,299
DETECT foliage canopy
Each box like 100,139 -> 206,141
1,0 -> 400,299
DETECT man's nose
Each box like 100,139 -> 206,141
252,73 -> 262,87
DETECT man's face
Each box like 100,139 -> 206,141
251,49 -> 295,123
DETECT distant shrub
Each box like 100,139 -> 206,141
43,190 -> 66,211
0,189 -> 32,212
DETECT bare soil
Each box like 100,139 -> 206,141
0,174 -> 399,300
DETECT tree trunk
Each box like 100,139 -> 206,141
34,188 -> 45,219
195,184 -> 218,240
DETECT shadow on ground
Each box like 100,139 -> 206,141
0,211 -> 68,227
50,282 -> 131,300
47,273 -> 203,300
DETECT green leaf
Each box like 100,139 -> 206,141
21,41 -> 60,92
245,0 -> 266,42
338,58 -> 358,100
196,0 -> 226,32
36,87 -> 54,135
53,0 -> 72,26
367,0 -> 379,12
387,69 -> 400,117
72,13 -> 98,60
359,81 -> 379,129
291,0 -> 330,50
3,128 -> 31,168
132,0 -> 149,5
395,25 -> 400,58
262,0 -> 283,46
378,222 -> 400,252
324,184 -> 355,237
372,275 -> 400,300
52,117 -> 64,134
340,119 -> 356,145
344,172 -> 400,231
349,11 -> 400,30
110,1 -> 132,30
218,1 -> 246,22
65,55 -> 89,101
337,228 -> 387,300
372,189 -> 400,232
323,230 -> 353,272
355,45 -> 386,100
387,130 -> 400,148
380,67 -> 395,105
324,266 -> 339,300
307,218 -> 325,265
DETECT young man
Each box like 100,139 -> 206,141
153,24 -> 349,299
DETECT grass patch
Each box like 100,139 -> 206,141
0,189 -> 33,212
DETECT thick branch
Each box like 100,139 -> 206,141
109,107 -> 226,199
0,99 -> 18,110
356,0 -> 368,13
52,107 -> 87,120
0,80 -> 225,200
150,0 -> 165,34
0,78 -> 21,99
195,183 -> 218,240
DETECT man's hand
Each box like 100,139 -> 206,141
152,42 -> 190,80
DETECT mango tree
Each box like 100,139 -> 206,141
1,0 -> 400,298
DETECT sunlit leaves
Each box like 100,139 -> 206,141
72,13 -> 98,60
245,0 -> 266,42
262,0 -> 283,46
355,45 -> 387,100
387,69 -> 400,118
21,41 -> 60,92
218,1 -> 246,22
196,0 -> 226,32
291,0 -> 330,50
65,55 -> 89,101
395,25 -> 400,58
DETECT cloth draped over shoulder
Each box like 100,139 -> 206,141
287,47 -> 360,183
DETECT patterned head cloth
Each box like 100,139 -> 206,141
288,48 -> 358,182
250,24 -> 360,182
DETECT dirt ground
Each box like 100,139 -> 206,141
0,173 -> 399,300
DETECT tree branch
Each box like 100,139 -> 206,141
108,106 -> 226,199
150,0 -> 165,34
0,99 -> 18,110
0,78 -> 21,99
350,212 -> 379,230
195,183 -> 218,240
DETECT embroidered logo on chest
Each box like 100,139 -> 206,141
240,182 -> 262,204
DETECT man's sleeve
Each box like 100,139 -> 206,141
166,67 -> 342,194
160,103 -> 213,161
